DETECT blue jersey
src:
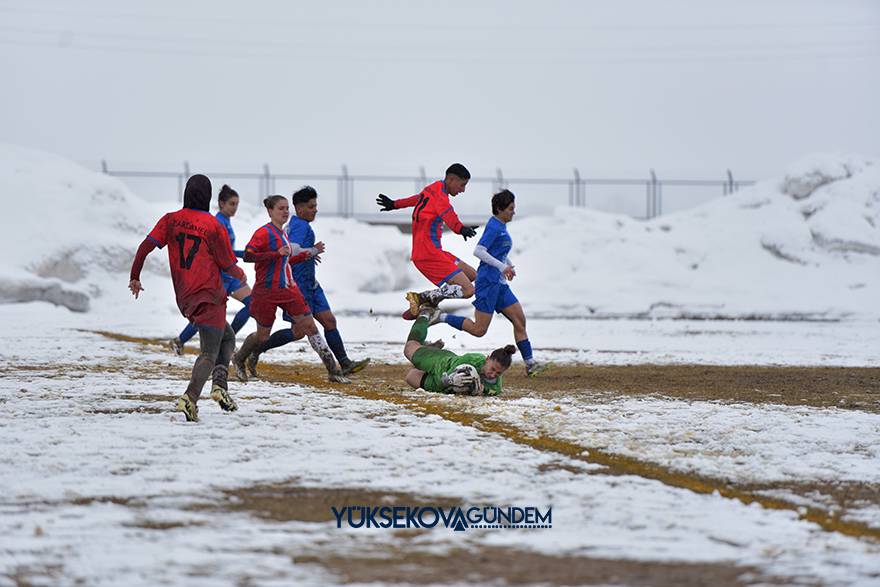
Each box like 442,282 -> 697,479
215,212 -> 244,258
476,216 -> 512,285
286,216 -> 318,293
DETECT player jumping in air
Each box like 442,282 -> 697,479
430,189 -> 548,377
231,195 -> 349,384
403,305 -> 515,396
129,174 -> 245,422
169,184 -> 252,355
376,163 -> 478,317
242,186 -> 370,378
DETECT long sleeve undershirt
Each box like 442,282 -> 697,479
473,244 -> 510,271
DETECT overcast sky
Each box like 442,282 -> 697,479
1,0 -> 878,185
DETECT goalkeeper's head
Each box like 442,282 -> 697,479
483,345 -> 517,379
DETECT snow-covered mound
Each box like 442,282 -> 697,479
479,154 -> 877,320
0,143 -> 417,315
0,144 -> 877,320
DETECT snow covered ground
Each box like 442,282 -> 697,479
2,145 -> 880,585
1,306 -> 879,586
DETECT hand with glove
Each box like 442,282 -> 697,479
376,194 -> 395,212
460,225 -> 478,240
441,364 -> 484,395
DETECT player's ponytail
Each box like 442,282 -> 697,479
219,184 -> 239,203
489,344 -> 517,369
492,189 -> 515,215
263,195 -> 286,210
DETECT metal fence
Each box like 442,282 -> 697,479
100,161 -> 754,221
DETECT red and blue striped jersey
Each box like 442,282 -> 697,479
244,223 -> 310,291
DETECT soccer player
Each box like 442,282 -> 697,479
129,174 -> 245,422
403,305 -> 515,396
231,195 -> 349,384
376,163 -> 478,316
242,186 -> 370,377
169,184 -> 252,355
434,189 -> 548,377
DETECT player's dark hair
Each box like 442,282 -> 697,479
263,195 -> 287,210
488,344 -> 517,369
183,174 -> 212,212
292,185 -> 318,205
445,163 -> 471,180
492,189 -> 515,215
218,184 -> 239,203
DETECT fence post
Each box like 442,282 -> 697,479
101,159 -> 109,174
494,168 -> 505,193
573,168 -> 582,206
339,165 -> 350,217
726,169 -> 735,195
648,169 -> 657,219
418,166 -> 427,192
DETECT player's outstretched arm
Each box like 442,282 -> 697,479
378,193 -> 421,211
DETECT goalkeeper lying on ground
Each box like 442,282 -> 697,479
403,305 -> 516,395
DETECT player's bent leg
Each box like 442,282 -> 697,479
233,325 -> 270,383
293,314 -> 349,383
448,271 -> 475,298
316,309 -> 366,374
500,302 -> 548,377
405,368 -> 426,389
210,324 -> 238,412
457,260 -> 477,283
178,323 -> 224,420
404,340 -> 423,361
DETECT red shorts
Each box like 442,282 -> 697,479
186,301 -> 228,330
413,251 -> 461,286
251,287 -> 310,328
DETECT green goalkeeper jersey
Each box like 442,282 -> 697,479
410,347 -> 502,396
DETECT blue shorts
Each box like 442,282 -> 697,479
473,281 -> 519,315
221,272 -> 244,296
282,284 -> 330,322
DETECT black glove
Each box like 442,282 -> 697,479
461,225 -> 478,240
376,194 -> 395,212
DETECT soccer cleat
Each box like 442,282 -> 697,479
210,384 -> 238,412
341,358 -> 370,376
175,395 -> 199,422
231,354 -> 248,383
245,352 -> 260,378
525,361 -> 551,378
328,371 -> 351,384
401,309 -> 416,320
169,337 -> 183,356
418,304 -> 442,326
405,291 -> 422,316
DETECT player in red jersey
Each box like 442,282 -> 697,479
376,163 -> 479,316
129,174 -> 246,422
231,195 -> 349,384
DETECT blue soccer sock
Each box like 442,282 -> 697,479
258,329 -> 294,354
516,339 -> 534,362
324,328 -> 349,364
443,314 -> 466,331
230,296 -> 252,333
179,322 -> 198,344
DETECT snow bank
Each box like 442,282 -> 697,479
1,144 -> 877,320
